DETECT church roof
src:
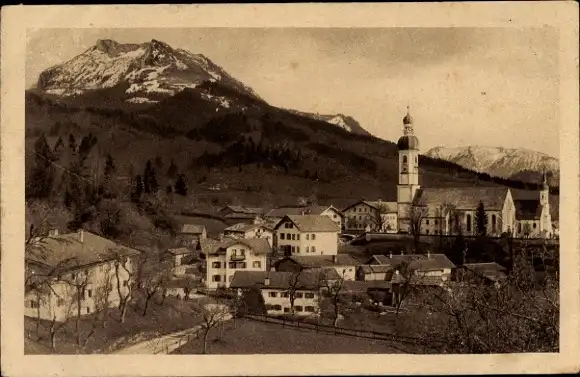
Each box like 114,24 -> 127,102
413,187 -> 510,211
397,135 -> 420,151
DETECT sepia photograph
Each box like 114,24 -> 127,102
2,3 -> 579,376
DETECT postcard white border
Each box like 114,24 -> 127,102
2,2 -> 579,376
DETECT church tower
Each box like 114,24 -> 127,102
397,107 -> 421,233
539,171 -> 553,238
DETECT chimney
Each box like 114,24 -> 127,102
332,255 -> 338,264
378,198 -> 382,204
264,275 -> 270,286
389,251 -> 393,259
78,229 -> 84,243
427,250 -> 431,259
400,250 -> 404,255
48,229 -> 59,237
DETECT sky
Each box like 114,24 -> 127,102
26,27 -> 560,158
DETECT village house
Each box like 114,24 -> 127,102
359,252 -> 456,284
342,200 -> 398,233
230,270 -> 339,316
200,237 -> 271,290
223,223 -> 274,247
165,247 -> 199,277
265,205 -> 344,231
25,229 -> 140,322
220,205 -> 266,225
273,215 -> 340,257
273,254 -> 360,281
176,224 -> 207,247
455,262 -> 508,287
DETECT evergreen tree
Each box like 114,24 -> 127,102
27,134 -> 55,199
475,201 -> 488,236
450,231 -> 467,266
53,136 -> 64,154
68,134 -> 77,152
166,159 -> 178,178
143,160 -> 152,194
149,166 -> 158,194
174,174 -> 187,196
133,174 -> 144,200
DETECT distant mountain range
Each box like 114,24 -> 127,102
26,38 -> 557,210
424,146 -> 559,186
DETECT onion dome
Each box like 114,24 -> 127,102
397,135 -> 420,150
403,111 -> 413,125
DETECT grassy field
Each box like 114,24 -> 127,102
24,296 -> 206,354
171,318 -> 405,354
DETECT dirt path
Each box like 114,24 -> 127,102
114,304 -> 232,354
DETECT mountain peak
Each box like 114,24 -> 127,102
36,38 -> 262,101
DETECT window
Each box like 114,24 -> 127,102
297,234 -> 300,241
295,306 -> 303,312
212,275 -> 221,282
296,292 -> 303,299
273,304 -> 282,311
466,214 -> 472,232
88,289 -> 92,298
296,247 -> 300,253
305,306 -> 315,313
253,261 -> 261,269
291,234 -> 296,241
284,307 -> 290,313
306,234 -> 310,240
311,234 -> 316,240
311,246 -> 316,253
403,156 -> 408,163
71,273 -> 76,280
533,223 -> 537,229
86,307 -> 91,314
239,262 -> 247,269
359,216 -> 362,220
518,222 -> 522,233
229,262 -> 236,269
305,293 -> 315,299
426,220 -> 429,225
291,246 -> 295,253
426,229 -> 430,235
306,246 -> 310,253
492,214 -> 497,232
282,292 -> 289,298
280,233 -> 285,240
212,261 -> 221,269
435,219 -> 438,225
269,292 -> 278,298
57,298 -> 65,307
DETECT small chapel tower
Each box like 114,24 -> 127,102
397,106 -> 421,233
539,171 -> 553,238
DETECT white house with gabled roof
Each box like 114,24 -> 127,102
273,215 -> 340,256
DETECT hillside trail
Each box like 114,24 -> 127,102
114,303 -> 232,354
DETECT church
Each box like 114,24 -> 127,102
394,108 -> 554,239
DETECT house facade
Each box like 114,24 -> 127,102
25,230 -> 138,322
273,215 -> 340,256
342,200 -> 398,233
200,237 -> 270,290
230,270 -> 336,316
274,254 -> 360,281
177,224 -> 207,247
223,223 -> 274,247
364,252 -> 455,284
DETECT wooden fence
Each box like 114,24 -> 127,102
244,314 -> 443,349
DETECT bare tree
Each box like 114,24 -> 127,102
370,203 -> 390,233
407,246 -> 558,353
110,250 -> 139,323
140,257 -> 172,316
285,269 -> 304,314
320,269 -> 346,327
409,204 -> 429,253
192,299 -> 231,354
